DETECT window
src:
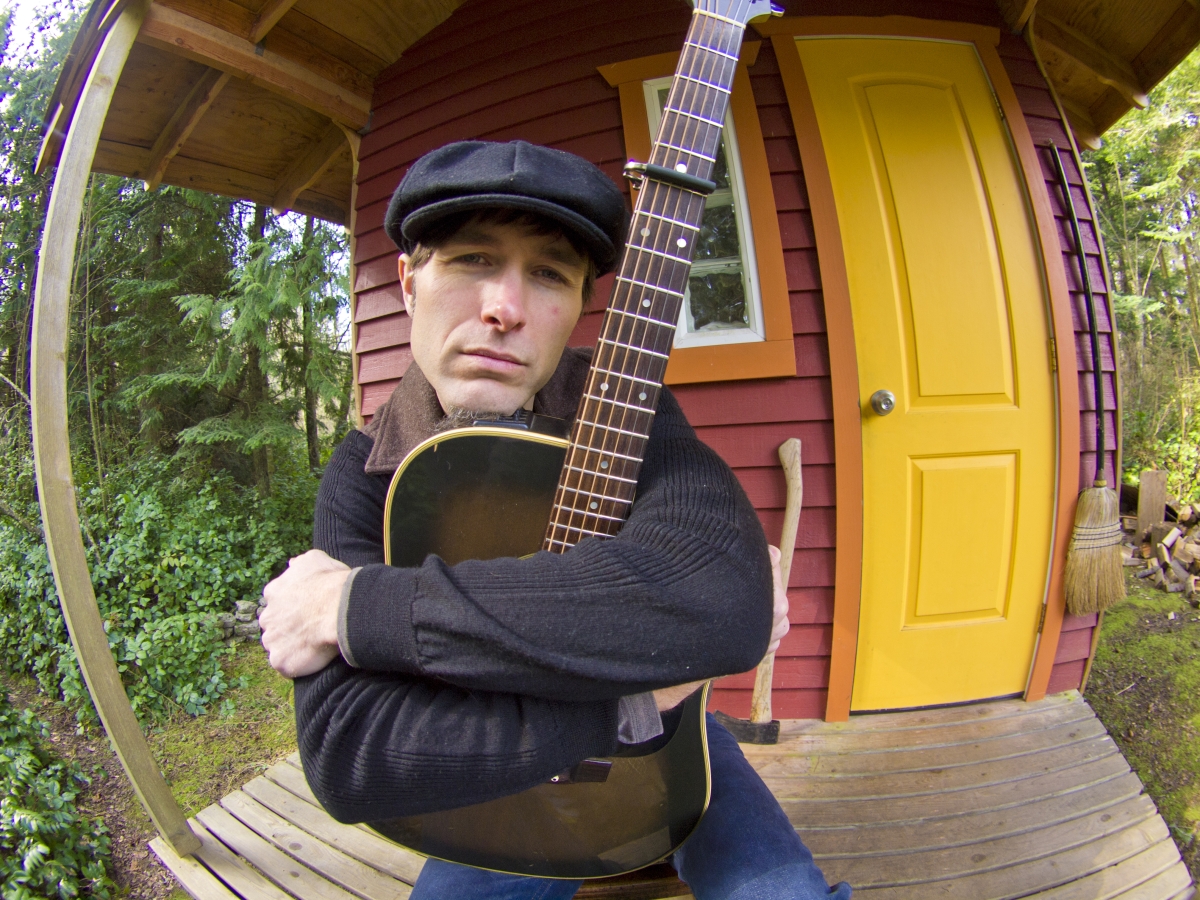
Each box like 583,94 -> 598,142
600,44 -> 795,384
643,77 -> 764,348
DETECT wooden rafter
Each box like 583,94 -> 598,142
137,4 -> 371,130
270,122 -> 347,214
1035,13 -> 1150,109
995,0 -> 1037,33
1058,94 -> 1103,150
143,67 -> 231,191
249,0 -> 299,43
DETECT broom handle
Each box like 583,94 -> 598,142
1047,142 -> 1106,487
750,438 -> 803,725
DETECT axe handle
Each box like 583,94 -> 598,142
750,439 -> 803,725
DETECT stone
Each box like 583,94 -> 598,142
234,621 -> 261,640
216,613 -> 236,638
235,600 -> 259,616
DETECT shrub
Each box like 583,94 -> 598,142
0,690 -> 112,900
0,452 -> 317,723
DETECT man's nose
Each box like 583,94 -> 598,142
480,267 -> 526,331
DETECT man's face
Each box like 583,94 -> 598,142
400,218 -> 588,415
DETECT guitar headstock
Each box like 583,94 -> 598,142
690,0 -> 785,26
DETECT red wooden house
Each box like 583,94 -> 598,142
31,0 -> 1200,895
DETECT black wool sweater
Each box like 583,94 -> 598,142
294,384 -> 773,823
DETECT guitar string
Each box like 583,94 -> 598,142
546,18 -> 740,548
545,14 -> 744,549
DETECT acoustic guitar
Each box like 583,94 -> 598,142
371,0 -> 780,879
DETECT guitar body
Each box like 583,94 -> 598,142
376,427 -> 711,879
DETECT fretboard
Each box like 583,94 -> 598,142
543,4 -> 751,553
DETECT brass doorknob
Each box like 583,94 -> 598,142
870,390 -> 896,416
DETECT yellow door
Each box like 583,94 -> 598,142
796,37 -> 1056,710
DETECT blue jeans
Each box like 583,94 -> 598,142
411,714 -> 852,900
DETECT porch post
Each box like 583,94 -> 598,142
30,0 -> 200,856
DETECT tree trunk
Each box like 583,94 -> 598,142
301,216 -> 320,470
247,204 -> 271,496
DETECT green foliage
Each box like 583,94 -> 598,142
0,455 -> 317,723
0,690 -> 112,900
1087,48 -> 1200,500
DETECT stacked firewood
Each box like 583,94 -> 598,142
1127,505 -> 1200,600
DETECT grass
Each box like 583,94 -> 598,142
1085,572 -> 1200,878
147,642 -> 297,817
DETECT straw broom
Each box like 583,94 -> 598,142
1048,143 -> 1125,615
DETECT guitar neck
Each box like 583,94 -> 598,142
543,5 -> 750,553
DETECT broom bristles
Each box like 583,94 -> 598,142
1063,484 -> 1126,616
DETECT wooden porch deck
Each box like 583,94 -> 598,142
152,691 -> 1194,900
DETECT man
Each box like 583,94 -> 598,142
260,140 -> 851,900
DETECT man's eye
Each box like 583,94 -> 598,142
535,267 -> 567,283
451,252 -> 487,265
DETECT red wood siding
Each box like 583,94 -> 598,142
351,0 -> 1107,718
995,31 -> 1114,696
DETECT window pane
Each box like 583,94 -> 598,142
687,271 -> 748,330
694,202 -> 740,260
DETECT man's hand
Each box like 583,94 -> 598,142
259,549 -> 349,679
652,545 -> 791,712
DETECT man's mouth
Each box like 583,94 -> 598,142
460,348 -> 524,370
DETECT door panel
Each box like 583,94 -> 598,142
795,37 -> 1056,710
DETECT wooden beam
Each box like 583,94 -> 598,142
137,3 -> 370,130
995,0 -> 1037,34
1035,14 -> 1149,108
143,67 -> 231,191
1058,94 -> 1104,150
30,0 -> 200,858
271,122 -> 347,213
249,0 -> 299,43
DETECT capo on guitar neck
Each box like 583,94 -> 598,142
623,160 -> 717,196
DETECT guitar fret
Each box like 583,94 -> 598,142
565,465 -> 638,484
547,532 -> 608,548
677,74 -> 732,94
694,8 -> 747,29
634,211 -> 701,231
652,142 -> 717,164
627,245 -> 691,265
577,419 -> 653,439
589,365 -> 660,388
606,307 -> 672,329
569,444 -> 644,464
596,338 -> 671,360
667,107 -> 725,129
562,485 -> 632,503
583,391 -> 657,413
555,507 -> 627,524
614,276 -> 685,298
684,39 -> 739,62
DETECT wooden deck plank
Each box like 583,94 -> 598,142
798,772 -> 1145,856
775,692 -> 1084,738
1114,861 -> 1196,899
769,699 -> 1097,753
242,776 -> 425,884
763,734 -> 1120,799
748,717 -> 1108,777
196,804 -> 362,900
847,815 -> 1171,898
1028,839 -> 1183,898
149,835 -> 239,900
186,818 -> 296,900
220,790 -> 412,900
157,695 -> 1189,900
821,795 -> 1159,887
779,754 -> 1132,826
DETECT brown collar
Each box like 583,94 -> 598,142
360,347 -> 592,475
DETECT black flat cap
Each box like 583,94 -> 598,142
384,140 -> 628,274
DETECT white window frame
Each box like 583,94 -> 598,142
643,76 -> 765,348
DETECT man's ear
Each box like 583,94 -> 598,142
397,254 -> 417,317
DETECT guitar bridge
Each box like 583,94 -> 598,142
548,759 -> 613,784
